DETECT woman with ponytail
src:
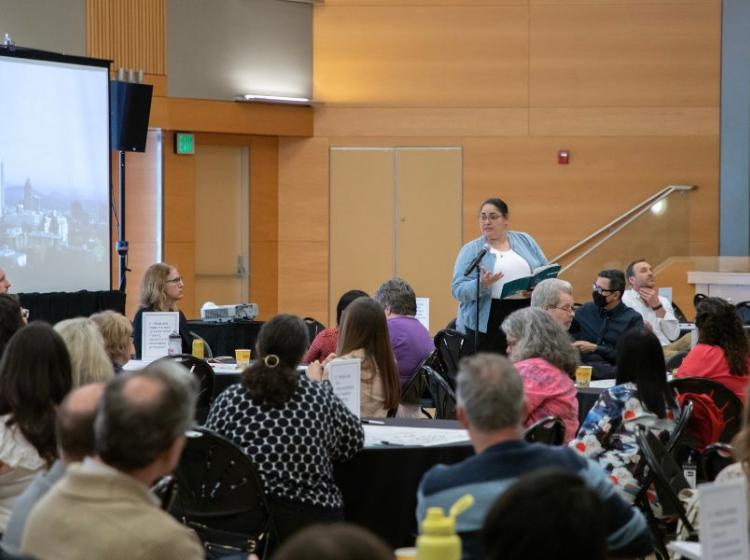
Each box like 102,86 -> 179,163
205,314 -> 364,542
0,323 -> 73,532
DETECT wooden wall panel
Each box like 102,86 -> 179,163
278,241 -> 329,323
314,6 -> 529,106
86,0 -> 166,74
529,4 -> 721,107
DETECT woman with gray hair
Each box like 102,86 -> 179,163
502,307 -> 579,443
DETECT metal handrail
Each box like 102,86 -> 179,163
551,184 -> 696,273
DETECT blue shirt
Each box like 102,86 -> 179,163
417,440 -> 652,560
451,233 -> 547,333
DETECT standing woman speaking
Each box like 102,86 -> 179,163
451,198 -> 547,354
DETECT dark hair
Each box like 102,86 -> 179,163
337,297 -> 400,411
273,523 -> 393,560
336,290 -> 368,326
0,294 -> 24,358
696,297 -> 749,376
373,277 -> 417,316
616,327 -> 676,417
0,323 -> 73,466
625,258 -> 648,281
95,361 -> 197,471
598,269 -> 626,297
243,314 -> 307,406
480,197 -> 509,217
482,469 -> 607,560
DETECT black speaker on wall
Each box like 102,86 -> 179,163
110,81 -> 153,152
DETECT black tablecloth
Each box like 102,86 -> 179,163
187,320 -> 263,358
334,418 -> 474,549
576,387 -> 605,424
19,290 -> 126,324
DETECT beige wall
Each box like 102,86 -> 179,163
277,0 -> 721,322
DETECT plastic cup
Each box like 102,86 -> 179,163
235,348 -> 251,368
575,366 -> 593,389
395,548 -> 417,560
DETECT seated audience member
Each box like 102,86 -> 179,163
2,383 -> 104,554
501,308 -> 579,443
303,290 -> 367,364
271,523 -> 393,560
0,323 -> 73,533
55,318 -> 114,386
0,294 -> 25,359
374,277 -> 434,385
675,297 -> 750,402
570,270 -> 643,378
416,353 -> 652,560
308,297 -> 402,418
530,278 -> 576,330
90,310 -> 136,373
622,259 -> 683,348
206,314 -> 364,542
482,469 -> 607,560
21,362 -> 203,560
570,327 -> 679,503
132,262 -> 189,359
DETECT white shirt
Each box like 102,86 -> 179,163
490,248 -> 532,299
622,289 -> 680,345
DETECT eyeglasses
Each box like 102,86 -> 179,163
166,276 -> 183,284
479,213 -> 503,223
592,283 -> 614,295
548,305 -> 575,314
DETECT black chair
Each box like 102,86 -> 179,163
666,400 -> 694,454
432,328 -> 465,389
693,293 -> 707,310
303,317 -> 325,347
669,377 -> 744,445
170,428 -> 275,558
671,301 -> 690,324
423,365 -> 457,419
664,350 -> 688,372
702,442 -> 735,482
522,416 -> 565,446
634,427 -> 696,559
736,301 -> 750,325
155,354 -> 216,424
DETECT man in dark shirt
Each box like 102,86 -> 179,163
571,269 -> 643,377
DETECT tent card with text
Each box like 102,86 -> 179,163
327,358 -> 361,417
698,478 -> 750,560
141,312 -> 180,362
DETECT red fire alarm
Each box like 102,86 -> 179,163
558,150 -> 570,164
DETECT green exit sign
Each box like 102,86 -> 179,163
175,132 -> 194,155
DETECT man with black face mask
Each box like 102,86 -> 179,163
570,270 -> 644,378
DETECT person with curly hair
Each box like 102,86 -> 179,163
675,296 -> 750,402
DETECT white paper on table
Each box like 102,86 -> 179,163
667,541 -> 702,560
142,312 -> 180,362
122,359 -> 150,371
698,478 -> 750,560
415,297 -> 430,331
589,379 -> 616,389
364,425 -> 470,448
327,358 -> 361,418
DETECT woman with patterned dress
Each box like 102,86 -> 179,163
205,314 -> 364,542
569,328 -> 679,503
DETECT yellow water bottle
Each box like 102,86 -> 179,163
416,494 -> 474,560
192,338 -> 204,360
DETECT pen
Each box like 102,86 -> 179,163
361,419 -> 385,425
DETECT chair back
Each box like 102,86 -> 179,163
669,377 -> 744,446
170,428 -> 275,557
523,416 -> 565,446
666,400 -> 693,453
432,328 -> 465,389
736,301 -> 750,325
401,362 -> 428,407
693,292 -> 707,310
155,354 -> 216,424
303,317 -> 325,347
701,443 -> 735,482
665,350 -> 688,372
423,365 -> 457,419
671,301 -> 689,324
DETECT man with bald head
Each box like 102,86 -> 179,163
2,383 -> 105,555
21,363 -> 203,560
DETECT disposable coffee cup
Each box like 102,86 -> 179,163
235,348 -> 251,368
575,366 -> 593,389
395,547 -> 416,560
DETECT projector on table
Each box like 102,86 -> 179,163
200,303 -> 258,323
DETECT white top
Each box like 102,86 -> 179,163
489,248 -> 531,299
622,289 -> 680,345
0,415 -> 47,531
